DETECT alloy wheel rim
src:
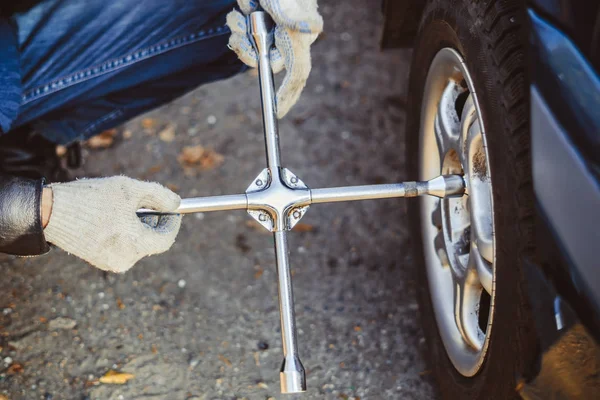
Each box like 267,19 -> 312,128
418,48 -> 496,377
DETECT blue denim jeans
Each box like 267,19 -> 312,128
10,0 -> 245,144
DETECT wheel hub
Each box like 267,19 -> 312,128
419,48 -> 496,377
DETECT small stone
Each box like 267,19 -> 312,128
340,32 -> 352,41
98,292 -> 105,299
3,357 -> 13,365
178,279 -> 187,288
189,357 -> 200,369
194,213 -> 205,220
49,317 -> 77,330
3,308 -> 12,315
159,124 -> 176,142
102,304 -> 109,310
44,393 -> 53,400
207,115 -> 217,125
341,131 -> 350,140
123,130 -> 133,139
257,341 -> 269,351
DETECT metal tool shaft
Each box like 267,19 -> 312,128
137,175 -> 465,215
250,12 -> 281,170
311,175 -> 465,204
249,11 -> 306,394
274,230 -> 306,393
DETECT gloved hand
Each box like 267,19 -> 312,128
44,176 -> 182,273
227,0 -> 323,118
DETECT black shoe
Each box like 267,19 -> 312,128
0,126 -> 79,182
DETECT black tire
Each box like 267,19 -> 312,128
405,1 -> 537,399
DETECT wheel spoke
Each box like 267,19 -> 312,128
472,217 -> 494,264
434,230 -> 450,268
434,81 -> 464,158
458,95 -> 477,167
453,271 -> 484,351
470,244 -> 493,295
431,199 -> 442,228
463,116 -> 495,265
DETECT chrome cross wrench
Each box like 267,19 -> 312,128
140,11 -> 465,394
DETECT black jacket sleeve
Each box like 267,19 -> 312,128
0,173 -> 50,256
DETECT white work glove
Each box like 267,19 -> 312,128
226,0 -> 324,118
44,176 -> 182,273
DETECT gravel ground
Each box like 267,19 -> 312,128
0,1 -> 438,399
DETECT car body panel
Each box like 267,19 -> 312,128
529,0 -> 600,71
530,9 -> 600,338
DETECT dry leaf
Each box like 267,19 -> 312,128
218,354 -> 232,368
145,164 -> 163,177
0,395 -> 9,400
87,129 -> 118,149
151,344 -> 158,354
354,325 -> 362,332
141,118 -> 157,129
293,223 -> 315,233
116,298 -> 125,310
178,145 -> 224,171
254,266 -> 264,279
7,363 -> 24,374
158,124 -> 176,142
257,382 -> 269,389
99,370 -> 134,385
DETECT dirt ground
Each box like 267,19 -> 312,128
0,1 -> 438,399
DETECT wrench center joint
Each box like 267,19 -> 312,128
247,168 -> 311,232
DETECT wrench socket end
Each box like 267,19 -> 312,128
280,355 -> 306,394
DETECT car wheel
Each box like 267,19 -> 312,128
406,1 -> 538,398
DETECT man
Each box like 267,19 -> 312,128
0,0 -> 323,271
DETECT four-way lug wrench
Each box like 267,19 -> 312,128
139,11 -> 465,394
